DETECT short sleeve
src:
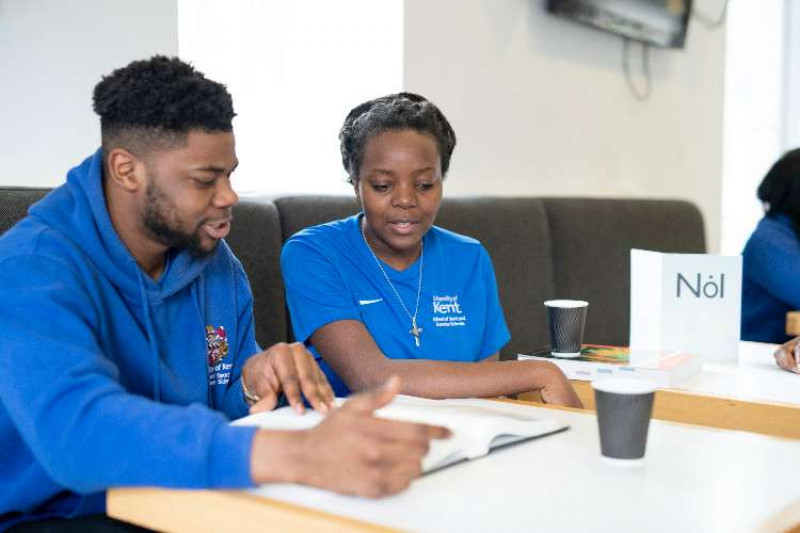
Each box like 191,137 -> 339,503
477,246 -> 511,357
281,238 -> 362,343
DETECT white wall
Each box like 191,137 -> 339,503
403,0 -> 726,251
178,0 -> 403,196
0,0 -> 178,186
785,0 -> 800,151
0,0 -> 730,251
720,1 -> 786,255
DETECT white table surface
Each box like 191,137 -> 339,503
249,400 -> 800,533
677,341 -> 800,406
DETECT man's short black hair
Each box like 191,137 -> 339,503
338,92 -> 457,184
758,147 -> 800,238
93,55 -> 235,158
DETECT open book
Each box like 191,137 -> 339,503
233,395 -> 568,474
519,344 -> 702,387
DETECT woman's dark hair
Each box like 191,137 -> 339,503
93,55 -> 235,157
757,148 -> 800,237
338,92 -> 457,184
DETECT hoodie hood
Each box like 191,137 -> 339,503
26,149 -> 216,404
29,148 -> 210,300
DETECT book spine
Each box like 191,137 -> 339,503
559,364 -> 669,387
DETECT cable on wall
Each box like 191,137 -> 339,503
619,1 -> 729,102
622,37 -> 652,102
693,0 -> 730,30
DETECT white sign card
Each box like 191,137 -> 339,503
629,249 -> 742,362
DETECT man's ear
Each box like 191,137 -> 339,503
106,148 -> 144,193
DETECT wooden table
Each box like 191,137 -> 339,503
520,341 -> 800,439
108,400 -> 800,533
786,311 -> 800,336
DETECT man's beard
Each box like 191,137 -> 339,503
142,179 -> 215,259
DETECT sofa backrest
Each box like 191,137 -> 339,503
0,187 -> 706,360
225,199 -> 287,348
0,187 -> 49,233
539,198 -> 706,346
274,195 -> 706,356
434,198 -> 556,359
275,196 -> 558,359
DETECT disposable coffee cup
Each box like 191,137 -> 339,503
592,378 -> 658,465
544,299 -> 588,357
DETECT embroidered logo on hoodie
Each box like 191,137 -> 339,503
206,325 -> 231,386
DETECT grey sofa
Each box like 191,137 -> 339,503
0,188 -> 705,360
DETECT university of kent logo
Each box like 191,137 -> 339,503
432,295 -> 467,328
206,325 -> 229,366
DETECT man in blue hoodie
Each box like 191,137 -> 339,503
0,56 -> 448,532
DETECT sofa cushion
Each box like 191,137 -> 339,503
0,187 -> 708,362
541,198 -> 706,345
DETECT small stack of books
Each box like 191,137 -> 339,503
518,344 -> 702,387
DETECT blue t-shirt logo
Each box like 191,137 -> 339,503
432,295 -> 467,328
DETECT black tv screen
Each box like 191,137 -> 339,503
547,0 -> 692,49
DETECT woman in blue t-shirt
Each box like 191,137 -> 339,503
282,93 -> 581,407
742,148 -> 800,345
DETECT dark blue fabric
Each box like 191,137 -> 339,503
0,150 -> 259,529
6,512 -> 152,532
742,214 -> 800,343
282,214 -> 511,395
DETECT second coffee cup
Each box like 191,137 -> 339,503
544,299 -> 588,357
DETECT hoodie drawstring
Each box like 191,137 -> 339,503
193,280 -> 211,408
137,271 -> 161,402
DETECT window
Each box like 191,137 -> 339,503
178,0 -> 403,195
720,0 -> 798,254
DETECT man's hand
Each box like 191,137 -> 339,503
242,342 -> 335,414
250,376 -> 451,498
774,337 -> 800,374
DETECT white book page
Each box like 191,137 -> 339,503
233,395 -> 567,472
374,397 -> 566,465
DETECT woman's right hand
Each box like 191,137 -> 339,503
538,362 -> 584,408
774,337 -> 800,374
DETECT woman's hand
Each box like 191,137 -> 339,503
537,362 -> 584,408
774,337 -> 800,374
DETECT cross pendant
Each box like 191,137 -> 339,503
410,319 -> 422,348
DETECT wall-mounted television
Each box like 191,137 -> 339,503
546,0 -> 693,49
